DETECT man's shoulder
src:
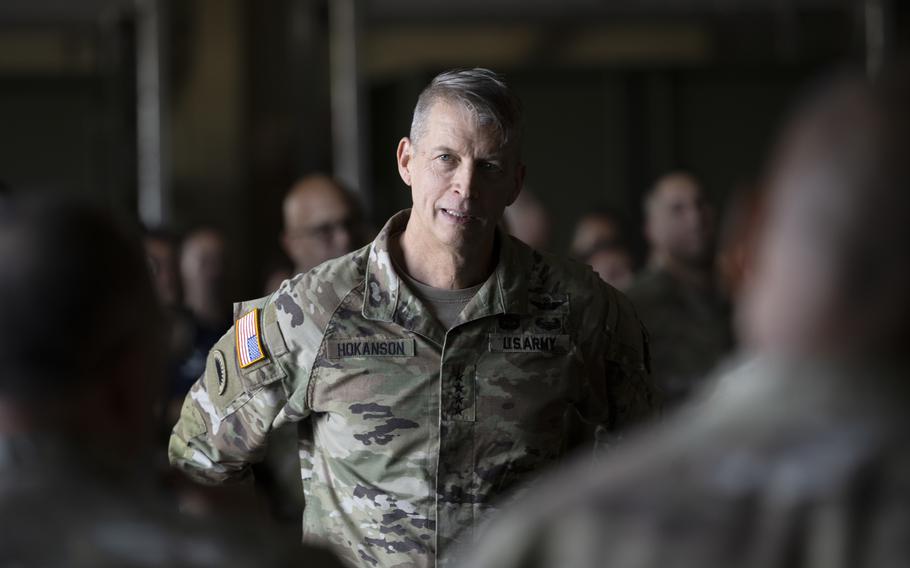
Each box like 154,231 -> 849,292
267,244 -> 370,323
516,240 -> 644,347
295,243 -> 371,295
521,240 -> 610,301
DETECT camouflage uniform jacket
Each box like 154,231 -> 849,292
169,209 -> 655,568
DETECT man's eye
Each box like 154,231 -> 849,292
437,154 -> 452,162
480,161 -> 503,173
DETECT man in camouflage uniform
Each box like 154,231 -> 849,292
170,68 -> 656,568
459,68 -> 910,568
627,172 -> 732,407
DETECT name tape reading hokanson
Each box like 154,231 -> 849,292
236,308 -> 266,368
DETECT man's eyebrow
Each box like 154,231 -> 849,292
429,146 -> 456,154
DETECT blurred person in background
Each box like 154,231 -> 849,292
172,228 -> 232,405
502,188 -> 551,250
180,227 -> 231,332
262,255 -> 294,297
144,227 -> 195,438
144,228 -> 181,309
627,172 -> 732,407
280,173 -> 366,276
569,208 -> 627,259
581,239 -> 636,292
0,195 -> 341,567
459,65 -> 910,568
170,67 -> 656,568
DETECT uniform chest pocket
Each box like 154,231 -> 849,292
474,333 -> 580,424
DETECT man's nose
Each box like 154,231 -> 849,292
452,163 -> 477,199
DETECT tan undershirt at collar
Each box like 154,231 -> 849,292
394,261 -> 484,331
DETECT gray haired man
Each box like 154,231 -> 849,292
170,68 -> 657,568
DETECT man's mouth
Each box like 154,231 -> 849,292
440,208 -> 475,223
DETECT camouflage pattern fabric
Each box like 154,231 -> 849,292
626,267 -> 732,407
458,355 -> 910,568
170,209 -> 656,568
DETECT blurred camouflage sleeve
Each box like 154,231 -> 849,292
576,281 -> 658,449
168,296 -> 294,485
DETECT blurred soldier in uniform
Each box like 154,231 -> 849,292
173,228 -> 233,400
0,196 -> 342,567
459,67 -> 910,568
627,172 -> 732,406
144,227 -> 181,309
170,68 -> 656,568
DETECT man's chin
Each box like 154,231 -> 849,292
433,225 -> 490,250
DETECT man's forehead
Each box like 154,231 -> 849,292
288,184 -> 349,215
656,179 -> 703,205
420,100 -> 509,155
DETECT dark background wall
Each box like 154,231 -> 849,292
1,0 -> 905,298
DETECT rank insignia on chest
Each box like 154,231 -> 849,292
236,308 -> 266,368
488,333 -> 571,354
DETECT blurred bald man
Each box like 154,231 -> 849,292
462,64 -> 910,568
627,172 -> 732,406
281,174 -> 365,275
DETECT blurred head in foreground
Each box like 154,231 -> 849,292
0,195 -> 164,461
741,68 -> 910,359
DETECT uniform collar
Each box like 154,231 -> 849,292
362,209 -> 531,343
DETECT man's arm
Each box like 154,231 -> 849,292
168,298 -> 291,484
577,282 -> 659,451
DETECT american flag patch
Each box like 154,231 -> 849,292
235,308 -> 266,368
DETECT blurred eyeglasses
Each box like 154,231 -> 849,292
288,218 -> 358,242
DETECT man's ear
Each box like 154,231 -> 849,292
396,138 -> 413,187
507,162 -> 526,207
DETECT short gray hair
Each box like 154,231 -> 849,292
409,68 -> 523,150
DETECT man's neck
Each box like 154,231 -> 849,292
396,224 -> 496,290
